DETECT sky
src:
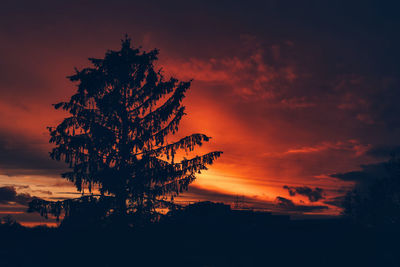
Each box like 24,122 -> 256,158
1,0 -> 400,225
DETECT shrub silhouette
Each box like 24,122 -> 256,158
343,157 -> 400,228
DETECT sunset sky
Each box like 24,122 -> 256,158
1,0 -> 400,225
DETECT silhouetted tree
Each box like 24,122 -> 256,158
29,36 -> 222,226
343,157 -> 400,228
0,215 -> 18,227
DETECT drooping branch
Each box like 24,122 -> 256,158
134,133 -> 212,161
32,37 -> 223,225
138,81 -> 191,133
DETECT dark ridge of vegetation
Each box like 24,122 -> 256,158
343,157 -> 400,229
1,202 -> 399,267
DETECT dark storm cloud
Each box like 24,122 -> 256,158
323,196 -> 346,208
276,196 -> 328,212
276,196 -> 295,207
330,162 -> 390,182
334,76 -> 400,130
0,186 -> 35,205
366,145 -> 400,159
0,130 -> 68,177
283,186 -> 325,202
0,187 -> 16,203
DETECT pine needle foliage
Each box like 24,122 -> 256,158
29,37 -> 222,225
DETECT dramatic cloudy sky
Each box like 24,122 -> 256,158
1,0 -> 400,225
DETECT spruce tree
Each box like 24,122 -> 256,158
29,37 -> 222,225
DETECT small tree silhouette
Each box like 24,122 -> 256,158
343,157 -> 400,228
29,36 -> 222,226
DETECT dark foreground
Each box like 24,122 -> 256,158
1,205 -> 399,267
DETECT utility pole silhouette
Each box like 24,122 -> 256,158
233,195 -> 245,209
